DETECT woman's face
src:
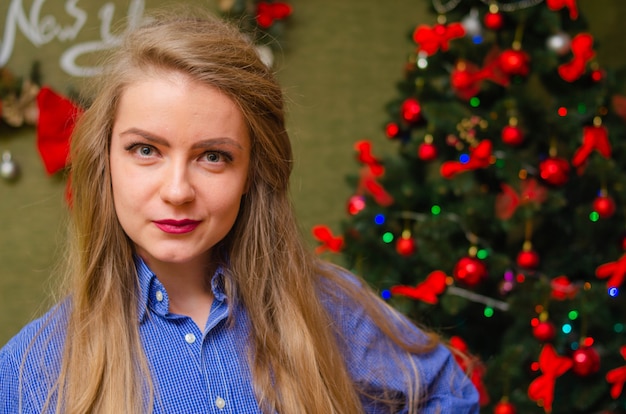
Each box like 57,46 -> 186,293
109,71 -> 250,270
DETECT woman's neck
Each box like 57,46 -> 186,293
144,256 -> 215,331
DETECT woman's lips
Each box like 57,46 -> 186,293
153,219 -> 201,234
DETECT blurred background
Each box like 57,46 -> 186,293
0,0 -> 624,347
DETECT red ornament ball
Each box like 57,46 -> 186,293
451,67 -> 474,91
418,142 -> 438,161
572,346 -> 600,377
516,249 -> 540,270
533,321 -> 556,342
385,122 -> 400,139
494,401 -> 517,414
593,195 -> 616,218
501,125 -> 524,146
347,195 -> 366,215
499,49 -> 530,76
401,97 -> 422,123
484,11 -> 504,31
539,157 -> 570,186
396,236 -> 417,256
453,257 -> 487,287
591,69 -> 604,82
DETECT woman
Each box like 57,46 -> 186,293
0,8 -> 479,413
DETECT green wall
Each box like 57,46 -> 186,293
0,0 -> 624,345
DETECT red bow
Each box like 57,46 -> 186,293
596,253 -> 626,288
606,345 -> 626,399
440,139 -> 492,179
357,168 -> 394,207
571,124 -> 611,168
311,225 -> 344,254
256,2 -> 292,29
390,270 -> 447,304
354,140 -> 393,206
528,344 -> 573,413
451,53 -> 510,100
612,94 -> 626,122
413,23 -> 465,56
495,178 -> 548,220
354,140 -> 384,176
449,336 -> 490,406
550,275 -> 579,300
546,0 -> 579,20
36,86 -> 82,175
558,33 -> 594,82
450,49 -> 510,100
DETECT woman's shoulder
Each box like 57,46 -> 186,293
0,304 -> 67,413
314,263 -> 479,412
0,302 -> 68,373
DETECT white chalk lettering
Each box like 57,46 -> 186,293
0,0 -> 145,77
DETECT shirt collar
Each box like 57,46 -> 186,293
134,255 -> 228,322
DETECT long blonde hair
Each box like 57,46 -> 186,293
53,8 -> 439,413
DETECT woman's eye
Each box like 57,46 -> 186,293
206,152 -> 221,162
204,151 -> 232,163
138,146 -> 153,156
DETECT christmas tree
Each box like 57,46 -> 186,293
314,0 -> 626,412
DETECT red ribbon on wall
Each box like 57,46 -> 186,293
36,86 -> 82,175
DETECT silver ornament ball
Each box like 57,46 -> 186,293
547,32 -> 571,55
461,9 -> 482,37
1,150 -> 20,181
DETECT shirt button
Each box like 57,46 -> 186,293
215,396 -> 226,410
155,290 -> 164,302
184,333 -> 196,344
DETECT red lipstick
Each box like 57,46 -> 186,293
153,219 -> 201,234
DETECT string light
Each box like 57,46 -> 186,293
558,107 -> 567,117
589,211 -> 600,222
484,306 -> 494,317
459,154 -> 470,164
374,214 -> 385,225
381,289 -> 392,300
431,205 -> 441,215
470,97 -> 480,107
476,249 -> 488,259
614,323 -> 624,333
608,287 -> 619,297
471,35 -> 483,45
382,232 -> 394,243
568,310 -> 579,320
562,323 -> 572,334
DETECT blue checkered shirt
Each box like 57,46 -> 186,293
0,258 -> 479,413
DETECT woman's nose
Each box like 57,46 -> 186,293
159,161 -> 195,205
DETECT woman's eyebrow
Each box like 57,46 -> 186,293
120,128 -> 170,147
191,138 -> 245,151
119,128 -> 245,150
